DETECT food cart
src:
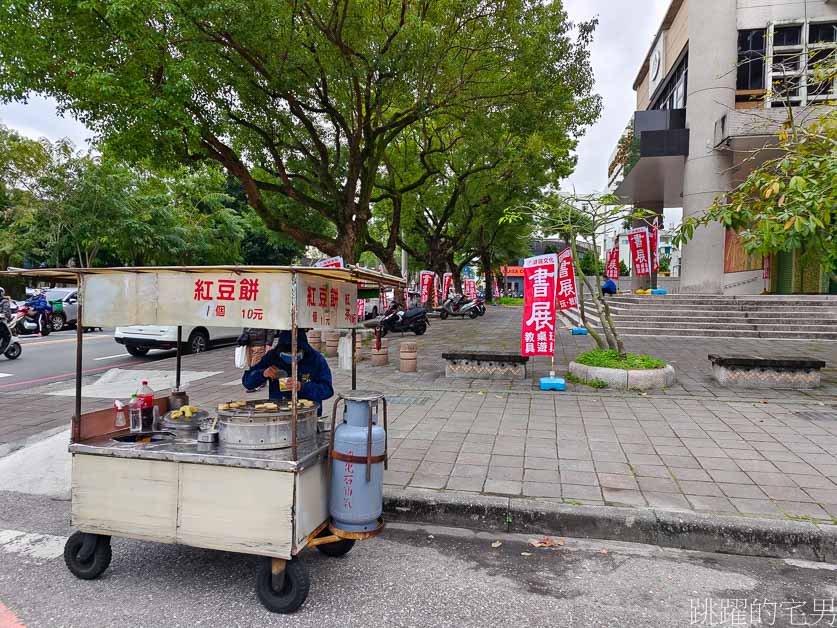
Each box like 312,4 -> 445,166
1,265 -> 405,613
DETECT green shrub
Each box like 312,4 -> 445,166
575,349 -> 665,370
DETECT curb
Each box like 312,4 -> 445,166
383,488 -> 837,562
0,425 -> 69,459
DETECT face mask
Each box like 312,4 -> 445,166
279,351 -> 304,365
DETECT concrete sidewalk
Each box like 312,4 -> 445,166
1,306 -> 836,557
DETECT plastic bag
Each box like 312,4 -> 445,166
234,345 -> 248,369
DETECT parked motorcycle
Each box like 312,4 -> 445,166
474,297 -> 486,316
0,317 -> 22,360
439,294 -> 480,320
14,304 -> 51,336
379,301 -> 429,337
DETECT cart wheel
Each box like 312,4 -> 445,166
64,532 -> 112,580
314,530 -> 355,557
256,558 -> 310,614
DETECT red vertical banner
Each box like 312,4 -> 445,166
465,278 -> 477,299
651,217 -> 660,272
606,246 -> 620,280
434,274 -> 441,307
419,271 -> 434,305
628,227 -> 651,276
521,254 -> 557,357
556,248 -> 578,311
357,299 -> 365,320
442,272 -> 453,299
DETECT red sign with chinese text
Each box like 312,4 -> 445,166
464,278 -> 477,300
521,254 -> 557,357
651,217 -> 660,273
419,271 -> 434,305
556,248 -> 578,311
628,227 -> 651,276
606,246 -> 620,281
442,272 -> 453,299
315,256 -> 344,268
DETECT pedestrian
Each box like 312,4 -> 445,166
239,327 -> 276,393
0,287 -> 12,350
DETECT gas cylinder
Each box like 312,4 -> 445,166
328,391 -> 388,535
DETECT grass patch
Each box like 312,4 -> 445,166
498,297 -> 524,306
565,372 -> 609,389
575,349 -> 665,370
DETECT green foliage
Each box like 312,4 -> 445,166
498,297 -> 524,306
565,372 -> 609,389
619,260 -> 630,277
579,250 -> 601,276
658,255 -> 671,274
575,350 -> 665,370
674,111 -> 837,273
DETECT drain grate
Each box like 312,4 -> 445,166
386,395 -> 432,406
794,411 -> 837,422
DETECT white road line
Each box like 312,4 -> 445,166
0,374 -> 12,379
0,529 -> 67,561
94,353 -> 129,361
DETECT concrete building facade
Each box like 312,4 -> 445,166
609,0 -> 837,295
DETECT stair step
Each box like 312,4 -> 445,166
611,327 -> 837,339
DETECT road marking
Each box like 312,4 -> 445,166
0,529 -> 66,561
94,353 -> 129,361
0,374 -> 12,379
0,599 -> 26,628
17,335 -> 112,347
0,360 -> 143,390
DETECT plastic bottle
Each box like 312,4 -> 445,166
114,400 -> 127,430
128,394 -> 142,433
138,380 -> 155,431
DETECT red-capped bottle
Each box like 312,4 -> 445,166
138,380 -> 155,431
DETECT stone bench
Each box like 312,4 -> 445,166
441,351 -> 529,380
708,354 -> 826,389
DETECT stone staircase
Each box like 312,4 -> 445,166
562,294 -> 837,340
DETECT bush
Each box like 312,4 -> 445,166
575,349 -> 665,370
498,297 -> 524,305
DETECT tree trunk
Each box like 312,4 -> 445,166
480,251 -> 494,303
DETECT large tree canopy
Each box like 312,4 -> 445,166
0,0 -> 599,267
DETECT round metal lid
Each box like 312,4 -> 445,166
342,390 -> 385,402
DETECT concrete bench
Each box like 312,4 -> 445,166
708,354 -> 826,389
441,351 -> 529,380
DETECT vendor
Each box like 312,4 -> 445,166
241,329 -> 333,415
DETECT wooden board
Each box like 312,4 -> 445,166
294,455 -> 329,550
71,455 -> 179,542
176,463 -> 295,558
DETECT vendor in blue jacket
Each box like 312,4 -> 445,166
241,329 -> 334,415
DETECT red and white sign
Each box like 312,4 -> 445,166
464,278 -> 477,300
521,254 -> 557,357
442,272 -> 453,298
606,246 -> 620,281
556,248 -> 578,311
651,217 -> 660,273
628,227 -> 651,276
357,299 -> 365,320
315,256 -> 344,268
419,271 -> 435,305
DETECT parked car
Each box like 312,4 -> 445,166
114,325 -> 240,357
43,288 -> 79,331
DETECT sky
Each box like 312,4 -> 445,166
0,0 -> 673,200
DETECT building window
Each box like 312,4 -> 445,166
766,21 -> 837,107
651,53 -> 688,110
737,29 -> 766,96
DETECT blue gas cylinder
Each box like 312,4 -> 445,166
329,393 -> 387,533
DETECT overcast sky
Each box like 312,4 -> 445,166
0,0 -> 671,197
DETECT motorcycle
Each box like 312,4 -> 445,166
474,297 -> 486,316
379,301 -> 429,337
439,294 -> 480,320
14,304 -> 52,336
0,317 -> 22,360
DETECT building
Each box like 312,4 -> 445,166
603,228 -> 681,278
609,0 -> 837,294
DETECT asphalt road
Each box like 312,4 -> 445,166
0,491 -> 836,628
0,329 -> 182,392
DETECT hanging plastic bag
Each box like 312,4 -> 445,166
235,345 -> 248,369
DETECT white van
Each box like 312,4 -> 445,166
114,325 -> 240,357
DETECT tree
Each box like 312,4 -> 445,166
0,0 -> 599,269
619,260 -> 630,277
579,250 -> 601,276
658,254 -> 671,274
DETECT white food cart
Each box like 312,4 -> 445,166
1,265 -> 404,613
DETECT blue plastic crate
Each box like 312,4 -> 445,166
571,327 -> 588,335
539,376 -> 566,391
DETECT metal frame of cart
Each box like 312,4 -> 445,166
0,265 -> 404,613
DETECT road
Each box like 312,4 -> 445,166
0,491 -> 835,628
0,329 -> 180,392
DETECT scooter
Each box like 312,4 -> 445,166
439,294 -> 480,320
474,297 -> 486,316
379,301 -> 429,337
14,304 -> 51,336
0,318 -> 22,360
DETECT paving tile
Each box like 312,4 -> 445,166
523,482 -> 562,498
661,455 -> 701,469
595,462 -> 631,475
678,481 -> 723,497
456,452 -> 491,466
787,475 -> 836,490
644,491 -> 691,510
410,473 -> 448,489
558,459 -> 596,473
451,464 -> 488,478
525,457 -> 560,470
698,458 -> 740,471
602,488 -> 647,506
423,450 -> 459,464
632,465 -> 670,478
730,498 -> 783,517
490,455 -> 524,468
561,484 -> 603,501
670,468 -> 713,482
524,468 -> 560,483
483,480 -> 522,495
389,458 -> 421,472
560,470 -> 599,487
718,483 -> 766,499
750,472 -> 798,487
626,453 -> 664,466
598,474 -> 639,490
772,460 -> 819,475
776,501 -> 830,519
417,461 -> 453,475
685,495 -> 737,513
487,466 -> 523,481
735,459 -> 778,473
383,470 -> 413,486
803,488 -> 837,504
445,476 -> 485,492
706,470 -> 753,484
637,477 -> 680,493
761,485 -> 812,502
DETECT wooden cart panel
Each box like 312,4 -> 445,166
294,454 -> 329,549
